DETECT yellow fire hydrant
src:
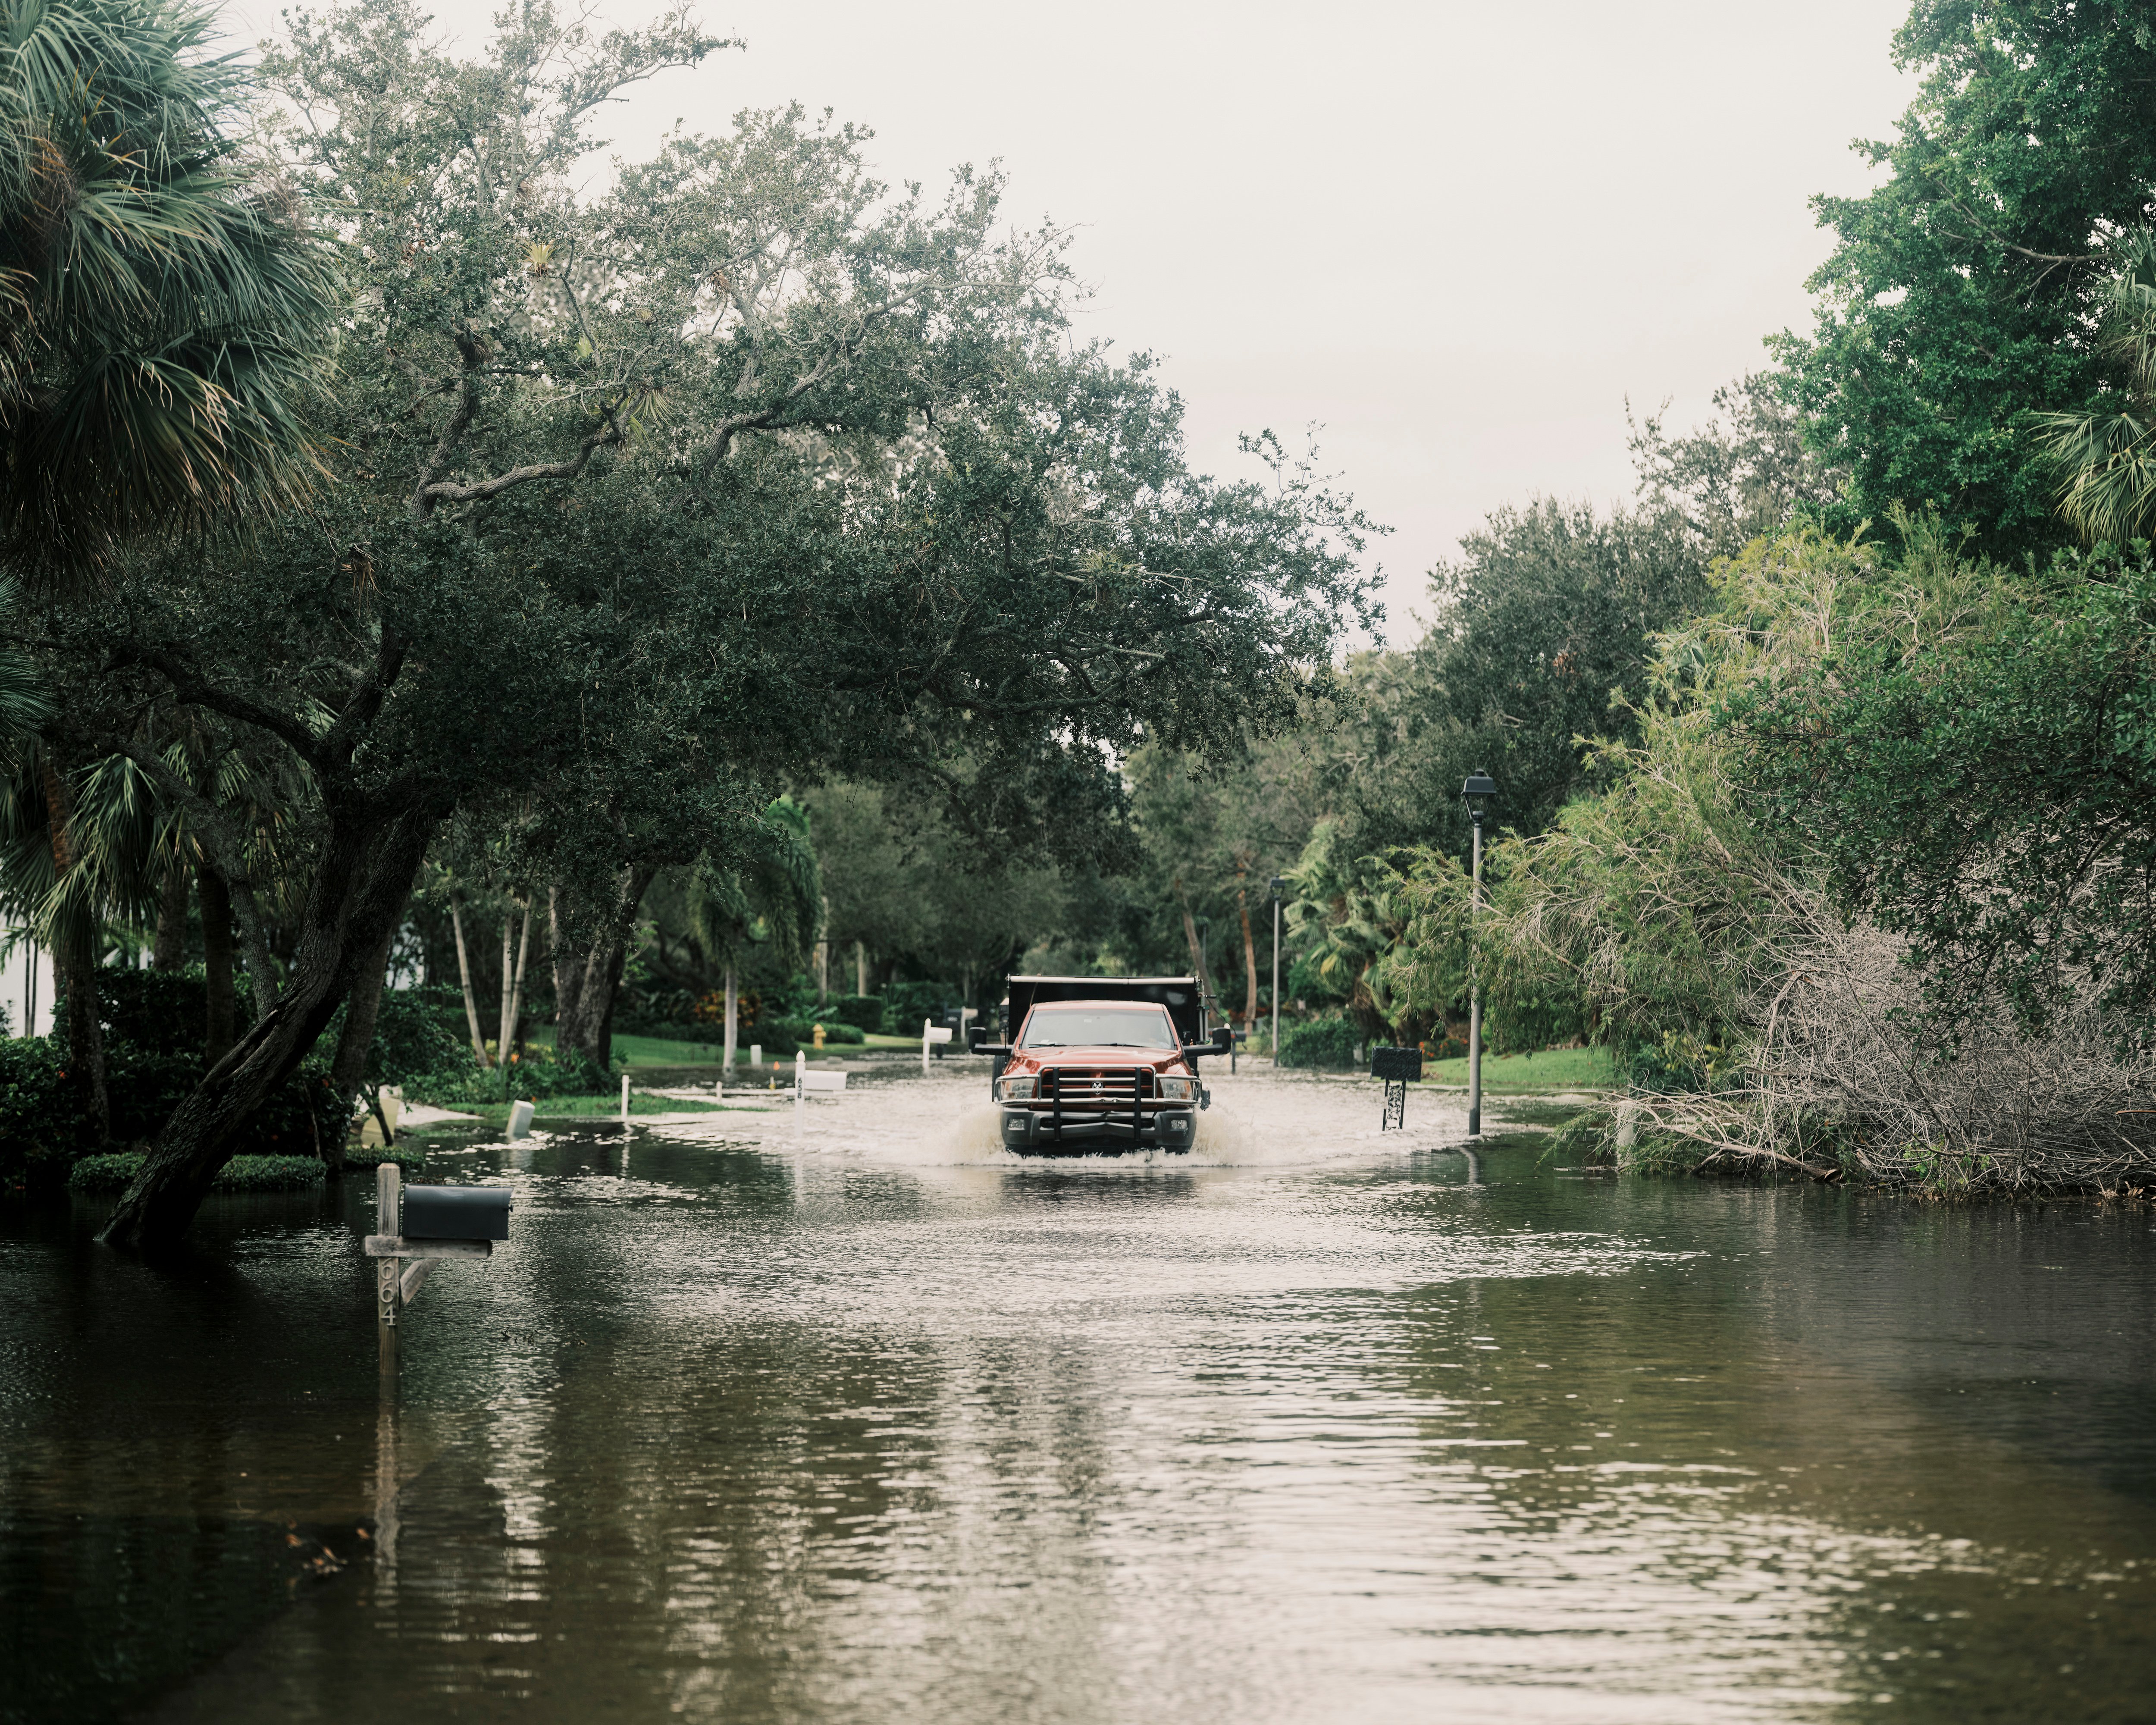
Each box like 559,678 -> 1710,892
812,1023 -> 827,1050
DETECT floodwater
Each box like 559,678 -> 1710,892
4,1060 -> 2155,1725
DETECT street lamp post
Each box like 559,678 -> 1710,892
1461,769 -> 1498,1139
1268,876 -> 1286,1060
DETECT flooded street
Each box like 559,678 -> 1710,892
6,1060 -> 2155,1724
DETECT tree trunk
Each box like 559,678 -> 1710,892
556,938 -> 624,1069
553,865 -> 655,1071
550,887 -> 580,1035
151,863 -> 189,971
856,940 -> 868,998
1174,877 -> 1206,987
327,910 -> 406,1175
54,921 -> 110,1142
449,896 -> 489,1066
200,865 -> 236,1063
1237,869 -> 1260,1029
225,875 -> 280,1019
40,756 -> 109,1141
502,902 -> 532,1064
723,961 -> 737,1072
496,906 -> 515,1064
98,806 -> 439,1252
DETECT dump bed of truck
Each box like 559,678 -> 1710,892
1003,976 -> 1204,1047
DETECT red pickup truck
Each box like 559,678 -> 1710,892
970,975 -> 1232,1155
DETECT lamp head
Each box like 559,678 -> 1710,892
1461,769 -> 1498,825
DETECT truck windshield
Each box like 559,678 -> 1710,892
1020,1007 -> 1178,1050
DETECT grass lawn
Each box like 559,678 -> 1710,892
528,1028 -> 901,1066
526,1027 -> 724,1067
433,1093 -> 756,1127
1413,1046 -> 1612,1093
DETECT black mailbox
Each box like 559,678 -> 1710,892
401,1185 -> 512,1241
1369,1045 -> 1423,1083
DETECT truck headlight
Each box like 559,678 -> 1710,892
1156,1076 -> 1193,1101
998,1076 -> 1037,1100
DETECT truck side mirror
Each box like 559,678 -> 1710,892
967,1023 -> 986,1051
1212,1026 -> 1234,1053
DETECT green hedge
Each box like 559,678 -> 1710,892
820,994 -> 884,1032
878,980 -> 958,1035
68,1153 -> 327,1194
1275,1016 -> 1362,1070
404,1044 -> 616,1105
345,1144 -> 426,1171
768,1017 -> 865,1046
0,1030 -> 344,1193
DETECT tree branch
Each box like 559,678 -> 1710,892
116,649 -> 328,771
409,369 -> 480,519
320,623 -> 410,768
414,417 -> 622,511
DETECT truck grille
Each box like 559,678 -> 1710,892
1041,1068 -> 1152,1104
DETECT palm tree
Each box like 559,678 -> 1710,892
685,799 -> 821,1073
2036,227 -> 2156,547
1,0 -> 336,577
0,741 -> 165,1136
1284,819 -> 1414,1044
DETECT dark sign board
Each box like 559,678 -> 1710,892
1369,1045 -> 1423,1084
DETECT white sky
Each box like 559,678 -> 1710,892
224,0 -> 1918,643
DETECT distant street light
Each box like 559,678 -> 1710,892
1461,769 -> 1498,1139
1269,876 -> 1287,1059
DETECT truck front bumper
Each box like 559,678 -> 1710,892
998,1105 -> 1198,1154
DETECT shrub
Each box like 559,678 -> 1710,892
0,1036 -> 78,1189
879,979 -> 957,1035
1,1019 -> 345,1193
740,1023 -> 799,1058
1276,1015 -> 1362,1070
367,987 -> 470,1085
822,994 -> 884,1032
612,1016 -> 725,1045
94,969 -> 210,1051
68,1152 -> 326,1193
407,1044 -> 617,1105
345,1144 -> 426,1172
770,1017 -> 865,1046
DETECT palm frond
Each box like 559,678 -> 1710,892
0,0 -> 338,578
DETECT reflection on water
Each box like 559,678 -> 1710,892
4,1060 -> 2155,1723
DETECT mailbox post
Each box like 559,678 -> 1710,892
364,1164 -> 511,1377
921,1019 -> 953,1073
1370,1044 -> 1423,1132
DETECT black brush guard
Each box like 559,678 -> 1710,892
1000,1066 -> 1197,1153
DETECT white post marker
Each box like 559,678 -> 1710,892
507,1098 -> 534,1140
751,1042 -> 762,1069
620,1072 -> 630,1123
376,1162 -> 402,1371
794,1050 -> 807,1133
